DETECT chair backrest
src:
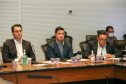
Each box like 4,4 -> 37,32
64,36 -> 73,45
46,36 -> 73,45
86,35 -> 97,42
123,34 -> 126,40
41,44 -> 50,60
113,40 -> 126,50
97,30 -> 106,33
46,38 -> 56,44
79,41 -> 88,58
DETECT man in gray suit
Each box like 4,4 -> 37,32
85,32 -> 122,59
2,24 -> 35,63
47,27 -> 73,60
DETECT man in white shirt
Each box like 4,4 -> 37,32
85,32 -> 122,59
2,24 -> 35,63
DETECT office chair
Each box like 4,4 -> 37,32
79,41 -> 88,58
97,30 -> 106,33
46,38 -> 56,44
48,31 -> 73,45
86,35 -> 97,42
46,36 -> 73,45
41,44 -> 50,60
123,34 -> 126,40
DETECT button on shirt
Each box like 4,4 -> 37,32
97,42 -> 107,58
56,40 -> 64,57
14,39 -> 23,61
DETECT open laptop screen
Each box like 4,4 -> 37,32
113,40 -> 126,50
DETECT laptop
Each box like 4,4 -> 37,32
113,40 -> 126,50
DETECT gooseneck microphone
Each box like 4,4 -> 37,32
61,40 -> 63,57
0,65 -> 7,70
31,45 -> 38,64
73,51 -> 82,56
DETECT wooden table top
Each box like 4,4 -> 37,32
0,59 -> 126,74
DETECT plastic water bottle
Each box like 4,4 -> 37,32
22,49 -> 28,65
91,50 -> 95,61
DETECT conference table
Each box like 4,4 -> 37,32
0,59 -> 126,84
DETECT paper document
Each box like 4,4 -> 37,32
67,59 -> 89,62
34,64 -> 48,66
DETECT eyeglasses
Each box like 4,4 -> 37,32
98,39 -> 107,42
108,31 -> 114,33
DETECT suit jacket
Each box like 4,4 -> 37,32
107,36 -> 117,42
85,40 -> 122,58
47,40 -> 73,60
2,39 -> 35,63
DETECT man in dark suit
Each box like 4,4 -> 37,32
85,32 -> 122,59
47,27 -> 73,60
106,26 -> 117,42
2,24 -> 35,63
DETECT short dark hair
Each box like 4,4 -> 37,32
98,31 -> 107,37
11,24 -> 22,32
55,26 -> 64,33
106,26 -> 113,32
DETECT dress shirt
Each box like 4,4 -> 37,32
97,42 -> 107,58
14,39 -> 23,61
56,40 -> 64,57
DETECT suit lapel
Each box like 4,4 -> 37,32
106,42 -> 111,54
22,40 -> 24,51
11,39 -> 17,58
54,40 -> 62,58
92,40 -> 98,55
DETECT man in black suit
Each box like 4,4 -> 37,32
2,24 -> 35,63
47,27 -> 73,60
85,32 -> 122,59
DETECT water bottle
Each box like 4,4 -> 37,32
22,49 -> 28,65
91,50 -> 95,61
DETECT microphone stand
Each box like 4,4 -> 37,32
0,60 -> 7,70
31,45 -> 39,64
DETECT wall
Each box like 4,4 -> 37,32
0,0 -> 126,61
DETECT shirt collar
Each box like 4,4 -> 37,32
56,40 -> 64,46
14,39 -> 22,44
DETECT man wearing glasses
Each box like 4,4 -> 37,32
85,32 -> 122,59
2,24 -> 35,63
106,26 -> 117,42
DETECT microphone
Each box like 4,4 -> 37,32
0,65 -> 7,68
0,65 -> 7,70
28,74 -> 53,79
73,51 -> 82,56
31,45 -> 39,64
